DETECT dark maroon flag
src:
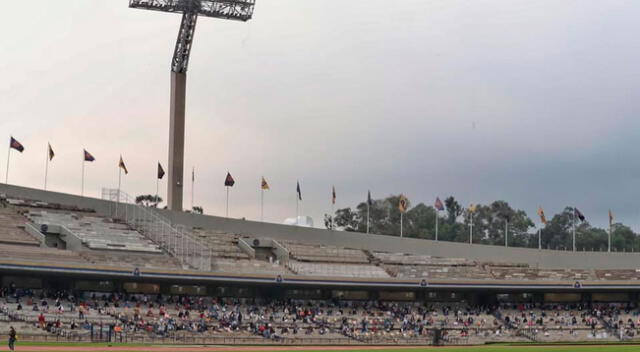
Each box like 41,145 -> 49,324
224,172 -> 235,187
9,137 -> 24,152
83,149 -> 95,162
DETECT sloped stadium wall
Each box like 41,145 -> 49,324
1,183 -> 639,270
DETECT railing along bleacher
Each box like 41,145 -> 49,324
102,189 -> 211,271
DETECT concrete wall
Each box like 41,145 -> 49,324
2,183 -> 640,270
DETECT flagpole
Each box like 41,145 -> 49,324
156,177 -> 159,208
115,166 -> 121,217
226,186 -> 229,217
573,207 -> 577,252
608,222 -> 612,253
191,168 -> 194,211
400,212 -> 403,238
538,227 -> 541,250
118,167 -> 122,203
261,188 -> 264,221
296,188 -> 299,224
505,219 -> 508,247
469,213 -> 473,244
366,203 -> 370,234
81,158 -> 85,196
44,145 -> 49,190
331,202 -> 335,230
572,207 -> 576,252
435,211 -> 439,241
5,146 -> 11,184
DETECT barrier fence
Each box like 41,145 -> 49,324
102,188 -> 211,271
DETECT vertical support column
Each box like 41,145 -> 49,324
168,71 -> 186,211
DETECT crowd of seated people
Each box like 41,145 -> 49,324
2,286 -> 639,343
496,302 -> 640,341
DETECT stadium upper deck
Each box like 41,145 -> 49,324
1,183 -> 640,296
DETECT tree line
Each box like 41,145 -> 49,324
325,195 -> 639,252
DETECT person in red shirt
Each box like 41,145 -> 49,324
38,313 -> 46,329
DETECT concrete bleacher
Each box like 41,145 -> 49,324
282,241 -> 370,264
79,251 -> 181,270
384,264 -> 493,280
213,258 -> 288,276
0,205 -> 40,246
372,252 -> 473,266
287,261 -> 390,278
488,267 -> 593,281
595,269 -> 640,280
192,229 -> 289,275
0,243 -> 90,265
192,229 -> 250,260
372,252 -> 491,279
26,210 -> 162,254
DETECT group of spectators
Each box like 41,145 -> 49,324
3,287 -> 640,343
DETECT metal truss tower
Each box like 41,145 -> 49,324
130,0 -> 255,211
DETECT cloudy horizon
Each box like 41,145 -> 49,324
1,0 -> 640,231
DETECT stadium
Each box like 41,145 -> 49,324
3,1 -> 640,352
0,181 -> 640,351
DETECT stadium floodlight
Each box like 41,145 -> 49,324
129,0 -> 255,211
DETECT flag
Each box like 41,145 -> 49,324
574,207 -> 585,222
367,190 -> 372,206
537,206 -> 547,225
468,204 -> 477,213
332,186 -> 336,205
157,162 -> 165,180
261,177 -> 270,190
83,149 -> 95,162
9,137 -> 24,152
434,197 -> 444,211
609,209 -> 614,227
192,167 -> 195,182
296,181 -> 302,201
119,156 -> 128,175
224,172 -> 235,187
398,194 -> 408,213
48,143 -> 54,161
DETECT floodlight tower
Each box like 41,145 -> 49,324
129,0 -> 255,211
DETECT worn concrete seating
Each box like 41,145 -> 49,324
287,261 -> 390,278
384,263 -> 493,280
192,229 -> 250,260
26,210 -> 161,254
372,252 -> 474,266
79,251 -> 181,270
488,267 -> 593,281
0,243 -> 89,265
212,258 -> 287,276
0,205 -> 40,246
595,269 -> 640,280
372,252 -> 490,279
282,241 -> 370,264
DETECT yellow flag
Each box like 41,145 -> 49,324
261,177 -> 270,190
469,204 -> 477,213
609,209 -> 614,227
537,206 -> 547,224
398,194 -> 408,213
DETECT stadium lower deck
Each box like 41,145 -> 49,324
1,185 -> 640,346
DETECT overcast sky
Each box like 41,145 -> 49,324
1,0 -> 640,230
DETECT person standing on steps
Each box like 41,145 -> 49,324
8,326 -> 16,351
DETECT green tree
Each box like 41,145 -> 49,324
135,194 -> 162,208
444,196 -> 462,224
332,207 -> 360,231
